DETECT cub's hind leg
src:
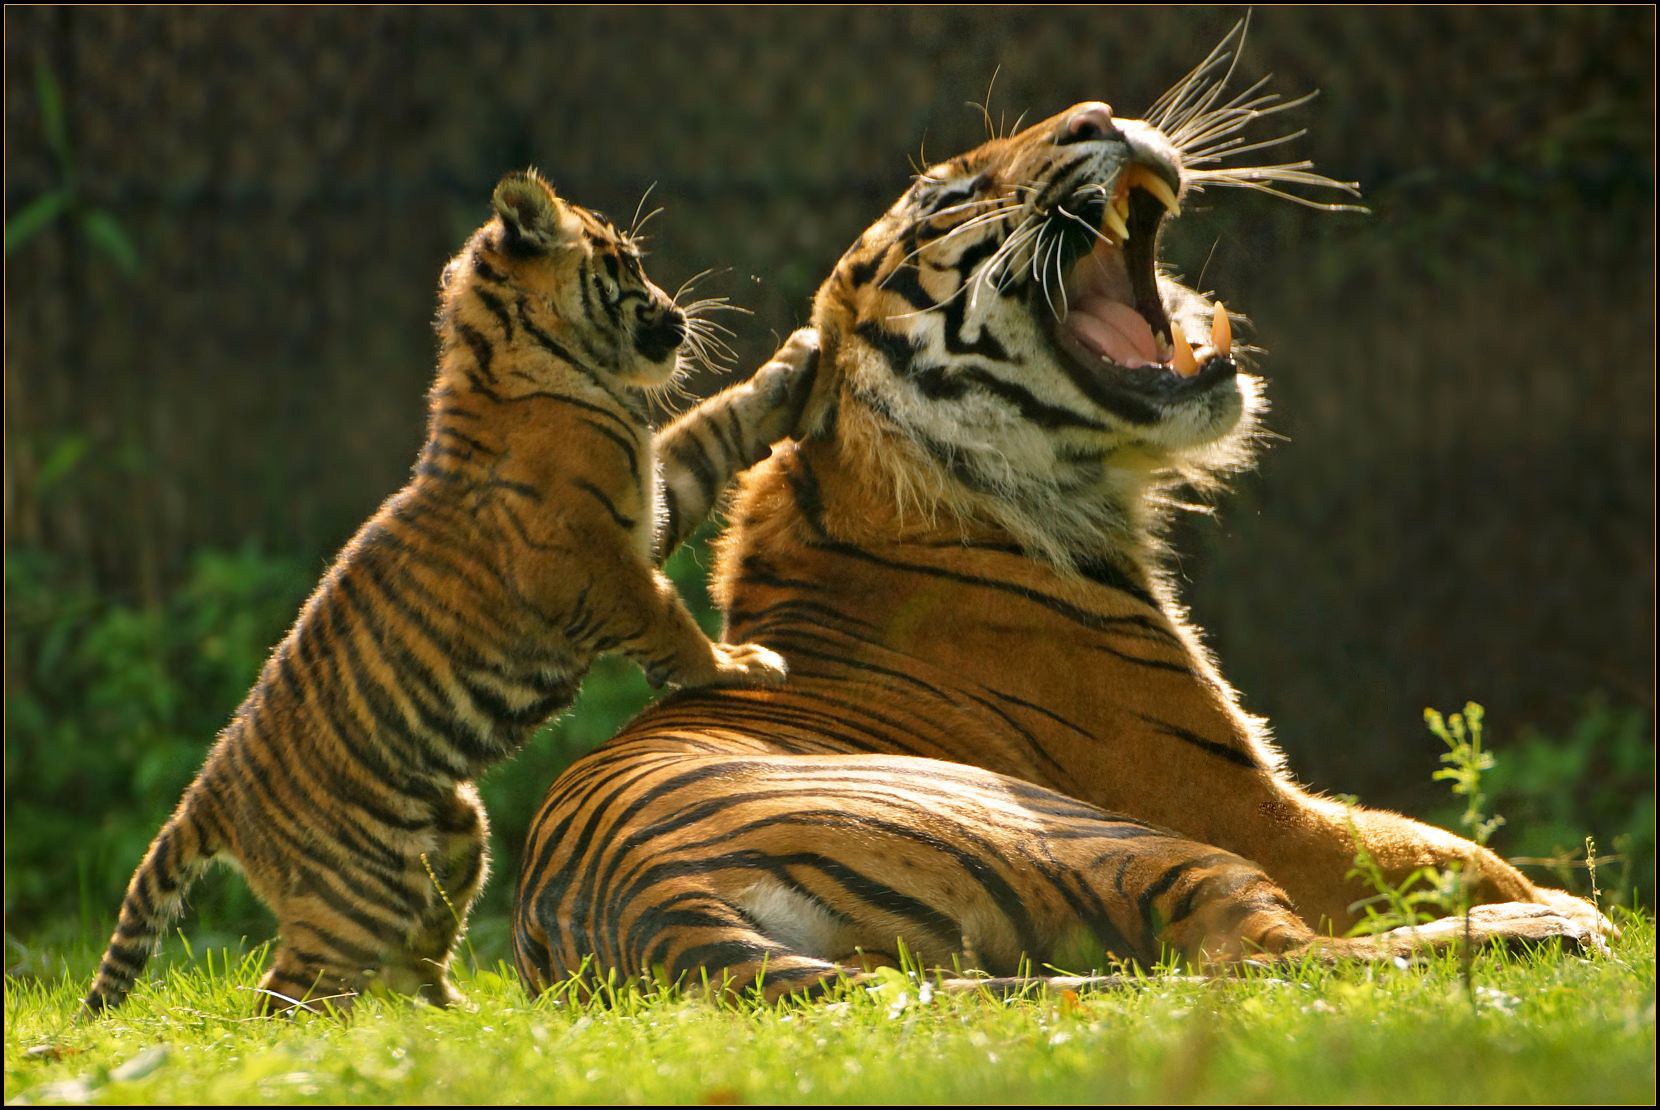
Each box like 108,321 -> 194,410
391,784 -> 490,1007
252,868 -> 421,1015
255,942 -> 362,1016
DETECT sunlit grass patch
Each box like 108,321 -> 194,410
5,913 -> 1654,1105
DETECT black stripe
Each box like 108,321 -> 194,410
472,286 -> 514,338
579,417 -> 643,485
469,250 -> 507,285
455,323 -> 496,382
1129,712 -> 1260,770
663,428 -> 721,497
571,478 -> 637,531
808,533 -> 1179,646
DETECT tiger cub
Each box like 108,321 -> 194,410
83,169 -> 817,1015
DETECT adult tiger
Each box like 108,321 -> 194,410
513,68 -> 1610,998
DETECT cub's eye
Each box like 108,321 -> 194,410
596,269 -> 621,304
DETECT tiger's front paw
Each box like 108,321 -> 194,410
1531,886 -> 1619,946
700,641 -> 789,688
1462,901 -> 1609,957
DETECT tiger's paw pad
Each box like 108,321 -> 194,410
707,642 -> 789,687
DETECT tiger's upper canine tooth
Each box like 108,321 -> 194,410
1102,203 -> 1130,242
1171,320 -> 1199,378
1210,301 -> 1232,357
1134,170 -> 1181,217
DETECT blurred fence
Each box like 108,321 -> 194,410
5,5 -> 1654,798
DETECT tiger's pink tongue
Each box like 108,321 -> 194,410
1064,295 -> 1161,367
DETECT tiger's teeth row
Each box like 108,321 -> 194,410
1167,301 -> 1231,378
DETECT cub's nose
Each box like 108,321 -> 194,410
1061,103 -> 1121,144
656,306 -> 686,347
635,304 -> 687,363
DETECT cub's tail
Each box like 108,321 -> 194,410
82,803 -> 218,1014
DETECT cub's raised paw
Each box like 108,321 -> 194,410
706,641 -> 789,688
751,328 -> 821,439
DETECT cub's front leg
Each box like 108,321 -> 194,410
586,545 -> 787,690
655,327 -> 820,560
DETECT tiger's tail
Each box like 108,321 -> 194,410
82,801 -> 219,1014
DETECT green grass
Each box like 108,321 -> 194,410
5,915 -> 1654,1104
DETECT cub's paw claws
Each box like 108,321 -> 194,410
709,642 -> 789,687
754,328 -> 821,420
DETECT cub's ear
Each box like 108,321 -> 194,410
491,169 -> 580,254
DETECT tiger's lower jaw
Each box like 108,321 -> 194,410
1059,342 -> 1240,425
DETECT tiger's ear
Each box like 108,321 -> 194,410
491,169 -> 581,254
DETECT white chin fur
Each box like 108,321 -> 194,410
619,352 -> 684,389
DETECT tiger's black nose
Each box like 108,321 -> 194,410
1061,103 -> 1121,144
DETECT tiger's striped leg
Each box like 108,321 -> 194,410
593,555 -> 788,690
254,885 -> 406,1015
513,750 -> 1274,998
254,939 -> 364,1016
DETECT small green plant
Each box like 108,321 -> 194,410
4,57 -> 139,273
1344,701 -> 1501,939
1343,801 -> 1460,936
1424,701 -> 1506,995
1441,697 -> 1653,908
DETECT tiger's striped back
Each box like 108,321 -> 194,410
84,169 -> 818,1015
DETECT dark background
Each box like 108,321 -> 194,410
5,7 -> 1653,950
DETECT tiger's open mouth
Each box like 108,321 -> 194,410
1047,163 -> 1235,400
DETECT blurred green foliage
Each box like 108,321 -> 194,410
1431,698 -> 1655,910
3,532 -> 723,957
3,59 -> 139,272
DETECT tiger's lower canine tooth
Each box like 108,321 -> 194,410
1211,301 -> 1232,356
1102,204 -> 1130,242
1172,320 -> 1199,377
